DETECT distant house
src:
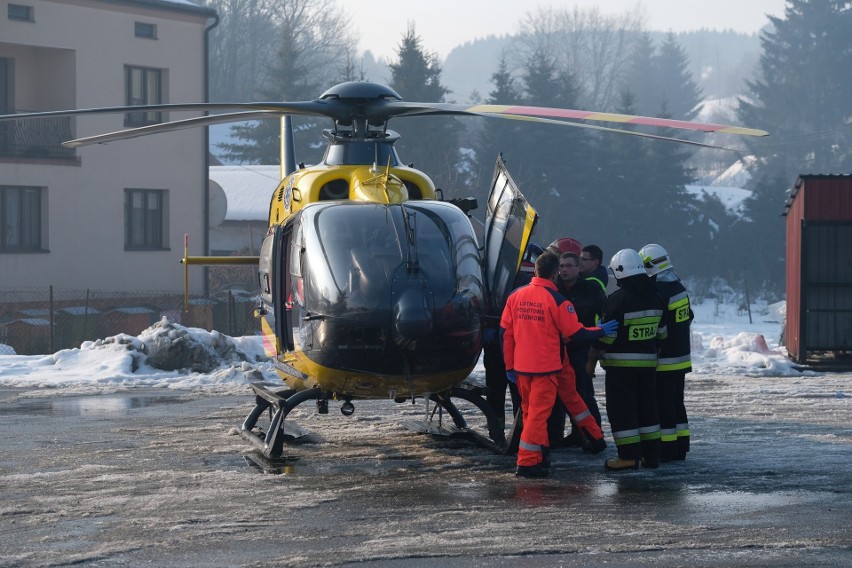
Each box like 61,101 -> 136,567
208,165 -> 279,256
0,0 -> 217,294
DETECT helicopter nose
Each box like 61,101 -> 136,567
393,287 -> 433,341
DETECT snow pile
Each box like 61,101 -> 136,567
690,300 -> 806,377
695,331 -> 798,376
0,297 -> 816,392
0,343 -> 15,355
0,318 -> 276,391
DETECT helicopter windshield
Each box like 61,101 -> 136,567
323,140 -> 399,166
298,202 -> 483,322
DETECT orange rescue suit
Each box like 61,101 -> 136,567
501,277 -> 585,375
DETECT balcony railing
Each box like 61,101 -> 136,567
0,111 -> 76,161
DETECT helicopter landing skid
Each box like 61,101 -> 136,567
400,420 -> 503,453
401,386 -> 508,454
239,383 -> 323,459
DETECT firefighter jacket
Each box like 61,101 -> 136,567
501,277 -> 606,375
654,271 -> 694,372
594,275 -> 667,368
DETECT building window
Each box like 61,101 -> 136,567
125,189 -> 168,250
125,66 -> 162,126
1,186 -> 43,251
135,22 -> 157,39
7,4 -> 34,22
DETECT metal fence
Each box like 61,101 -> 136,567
0,286 -> 261,355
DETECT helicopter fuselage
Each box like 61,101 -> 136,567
258,199 -> 486,400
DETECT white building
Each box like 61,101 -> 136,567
0,0 -> 217,294
208,164 -> 278,256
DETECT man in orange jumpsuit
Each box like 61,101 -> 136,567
501,252 -> 618,478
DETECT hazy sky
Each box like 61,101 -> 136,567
347,0 -> 788,61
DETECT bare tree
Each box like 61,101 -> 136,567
204,0 -> 356,102
517,5 -> 643,110
215,1 -> 359,163
204,0 -> 279,101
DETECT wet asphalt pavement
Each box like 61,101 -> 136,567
0,374 -> 850,567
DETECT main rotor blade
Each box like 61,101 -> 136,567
385,102 -> 769,137
0,101 -> 332,122
476,112 -> 740,150
0,95 -> 768,139
61,111 -> 282,148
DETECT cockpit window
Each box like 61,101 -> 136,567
300,203 -> 483,321
324,141 -> 399,166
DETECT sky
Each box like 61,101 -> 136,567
347,0 -> 788,61
0,297 -> 810,392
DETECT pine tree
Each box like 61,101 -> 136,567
219,32 -> 324,164
641,102 -> 702,276
626,32 -> 659,117
624,32 -> 703,122
216,0 -> 356,164
737,0 -> 852,290
470,55 -> 524,201
654,33 -> 703,121
514,47 -> 591,242
387,25 -> 460,192
739,0 -> 852,182
585,89 -> 651,255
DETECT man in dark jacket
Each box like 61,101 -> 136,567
580,244 -> 608,294
549,251 -> 607,448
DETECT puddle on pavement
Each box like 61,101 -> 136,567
685,489 -> 805,512
0,394 -> 191,416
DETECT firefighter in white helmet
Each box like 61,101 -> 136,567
640,243 -> 693,461
592,249 -> 667,470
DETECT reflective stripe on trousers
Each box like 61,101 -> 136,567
516,372 -> 558,467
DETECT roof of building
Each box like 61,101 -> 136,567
783,173 -> 852,216
209,165 -> 281,222
111,0 -> 217,18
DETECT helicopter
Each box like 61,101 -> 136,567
0,81 -> 768,460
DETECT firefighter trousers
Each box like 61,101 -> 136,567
604,367 -> 661,461
657,369 -> 689,459
516,372 -> 558,467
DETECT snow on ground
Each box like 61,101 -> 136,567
0,298 -> 817,394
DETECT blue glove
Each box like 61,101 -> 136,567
600,320 -> 619,336
506,370 -> 517,384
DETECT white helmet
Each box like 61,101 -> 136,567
639,243 -> 672,276
609,249 -> 646,280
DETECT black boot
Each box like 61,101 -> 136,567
583,436 -> 607,455
515,463 -> 550,478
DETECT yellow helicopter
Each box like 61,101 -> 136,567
0,81 -> 767,459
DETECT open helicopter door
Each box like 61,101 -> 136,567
483,156 -> 539,318
258,224 -> 295,353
